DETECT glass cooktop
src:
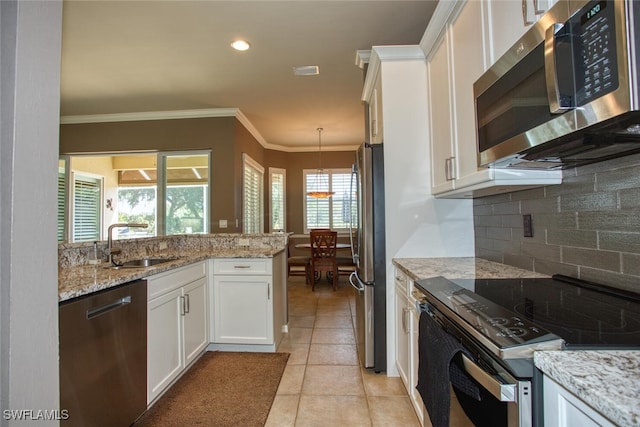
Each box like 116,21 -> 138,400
446,275 -> 640,348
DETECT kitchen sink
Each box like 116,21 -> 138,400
107,257 -> 178,269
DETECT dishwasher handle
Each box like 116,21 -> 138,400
86,296 -> 132,319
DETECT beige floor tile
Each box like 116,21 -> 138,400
368,396 -> 420,427
311,327 -> 355,344
277,364 -> 306,395
317,295 -> 351,306
302,365 -> 364,395
289,315 -> 316,328
267,275 -> 420,427
315,305 -> 352,317
307,344 -> 359,365
362,371 -> 408,396
296,395 -> 371,427
314,315 -> 353,329
289,305 -> 318,317
265,395 -> 300,427
285,327 -> 313,344
277,343 -> 310,365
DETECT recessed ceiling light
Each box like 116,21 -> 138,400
293,65 -> 320,76
230,40 -> 251,51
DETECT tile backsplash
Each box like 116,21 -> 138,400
474,153 -> 640,292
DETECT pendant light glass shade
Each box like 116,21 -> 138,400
307,128 -> 334,198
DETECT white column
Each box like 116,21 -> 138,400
1,1 -> 63,425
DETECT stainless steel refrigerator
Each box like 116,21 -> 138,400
349,142 -> 386,372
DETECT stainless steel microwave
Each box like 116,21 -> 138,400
475,0 -> 640,169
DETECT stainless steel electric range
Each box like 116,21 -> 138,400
413,274 -> 640,427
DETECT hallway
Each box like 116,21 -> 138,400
265,275 -> 421,426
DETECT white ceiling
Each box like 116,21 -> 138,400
60,1 -> 437,151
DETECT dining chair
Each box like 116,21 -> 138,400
309,230 -> 338,291
287,240 -> 311,284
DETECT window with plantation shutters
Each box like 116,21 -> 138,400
72,174 -> 102,242
303,169 -> 355,232
243,154 -> 264,233
269,168 -> 286,232
58,172 -> 66,242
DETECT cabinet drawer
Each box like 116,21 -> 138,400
147,261 -> 206,300
213,258 -> 272,275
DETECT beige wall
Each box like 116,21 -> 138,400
284,151 -> 355,233
60,116 -> 241,232
60,117 -> 356,235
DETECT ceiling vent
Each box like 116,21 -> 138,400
293,65 -> 319,76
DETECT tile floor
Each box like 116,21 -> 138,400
265,274 -> 422,427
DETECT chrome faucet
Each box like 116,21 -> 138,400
107,223 -> 149,265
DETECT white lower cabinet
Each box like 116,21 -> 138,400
210,254 -> 286,351
544,375 -> 615,427
212,274 -> 273,345
409,299 -> 424,423
394,268 -> 424,424
147,261 -> 208,404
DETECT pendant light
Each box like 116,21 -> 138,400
307,127 -> 334,199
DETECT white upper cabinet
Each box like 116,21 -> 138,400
427,34 -> 455,194
485,0 -> 556,62
422,0 -> 562,198
450,0 -> 488,186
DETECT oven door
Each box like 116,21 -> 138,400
449,353 -> 532,427
419,303 -> 534,427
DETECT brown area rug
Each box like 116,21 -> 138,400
134,351 -> 289,427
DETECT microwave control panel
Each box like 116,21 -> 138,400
573,0 -> 619,105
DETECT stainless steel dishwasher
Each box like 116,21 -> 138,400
60,280 -> 147,426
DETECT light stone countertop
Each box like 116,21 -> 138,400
392,257 -> 548,282
393,257 -> 640,427
59,247 -> 283,302
535,351 -> 640,427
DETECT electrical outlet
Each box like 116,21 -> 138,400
523,214 -> 533,237
238,238 -> 250,247
219,219 -> 227,228
159,241 -> 168,250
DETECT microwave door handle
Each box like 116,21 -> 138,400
460,354 -> 517,402
545,22 -> 571,114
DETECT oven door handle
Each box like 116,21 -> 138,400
460,354 -> 517,402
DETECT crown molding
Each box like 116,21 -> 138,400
419,0 -> 463,59
60,108 -> 240,124
355,50 -> 371,69
61,107 -> 269,148
59,108 -> 358,152
265,143 -> 360,153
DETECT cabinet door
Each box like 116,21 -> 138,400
485,0 -> 556,63
395,289 -> 410,388
543,375 -> 615,427
212,275 -> 273,345
410,304 -> 424,424
147,288 -> 183,403
450,0 -> 487,185
182,277 -> 208,366
428,34 -> 455,194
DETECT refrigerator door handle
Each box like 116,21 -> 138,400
349,272 -> 364,293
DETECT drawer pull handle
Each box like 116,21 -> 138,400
233,265 -> 251,269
